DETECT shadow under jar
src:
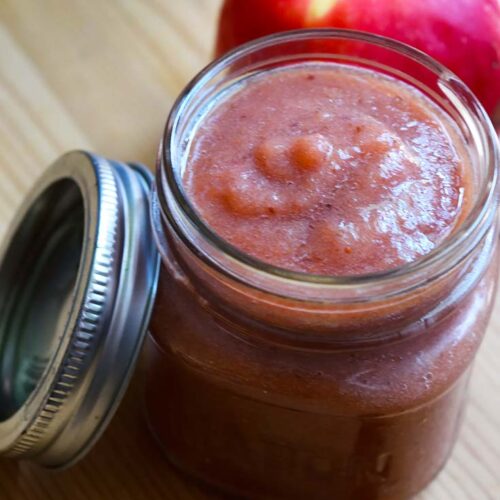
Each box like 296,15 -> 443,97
147,30 -> 499,500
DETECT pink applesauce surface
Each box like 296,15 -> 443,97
184,64 -> 469,275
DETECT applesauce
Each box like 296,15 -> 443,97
147,31 -> 499,499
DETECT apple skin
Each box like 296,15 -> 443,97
216,0 -> 500,117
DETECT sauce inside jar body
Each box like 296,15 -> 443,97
147,62 -> 498,499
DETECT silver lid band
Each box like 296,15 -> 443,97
0,152 -> 159,467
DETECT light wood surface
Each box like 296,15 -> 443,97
0,1 -> 499,499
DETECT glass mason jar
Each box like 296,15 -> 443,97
147,31 -> 499,499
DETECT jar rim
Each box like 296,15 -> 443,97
158,28 -> 499,296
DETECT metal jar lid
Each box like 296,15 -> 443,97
0,151 -> 160,467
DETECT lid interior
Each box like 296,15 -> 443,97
0,179 -> 84,422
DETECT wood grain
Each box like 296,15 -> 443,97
0,1 -> 499,498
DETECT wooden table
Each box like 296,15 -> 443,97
0,1 -> 499,498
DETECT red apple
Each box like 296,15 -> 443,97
216,0 -> 500,118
